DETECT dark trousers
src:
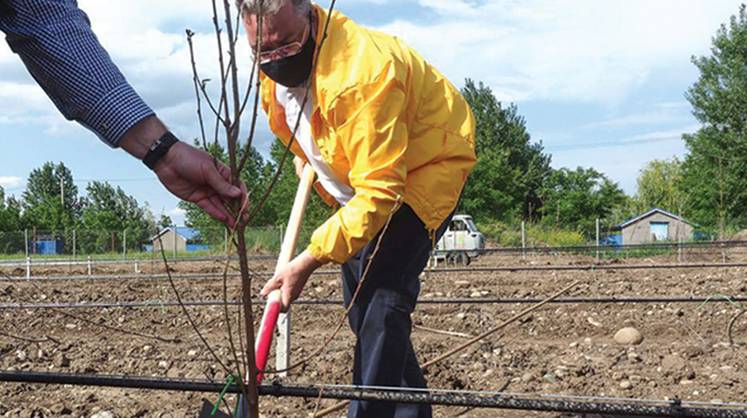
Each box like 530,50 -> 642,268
342,204 -> 451,418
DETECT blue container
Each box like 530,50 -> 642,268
35,239 -> 63,255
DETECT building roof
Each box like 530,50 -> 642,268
618,208 -> 691,229
149,227 -> 200,242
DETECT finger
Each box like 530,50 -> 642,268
208,194 -> 234,227
206,163 -> 242,198
195,197 -> 229,223
261,277 -> 281,297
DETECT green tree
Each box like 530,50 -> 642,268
539,167 -> 627,237
634,158 -> 687,215
0,187 -> 23,253
78,181 -> 154,253
262,141 -> 331,234
681,4 -> 747,235
181,141 -> 298,247
158,214 -> 173,229
22,162 -> 79,232
459,79 -> 552,222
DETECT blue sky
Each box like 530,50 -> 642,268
0,0 -> 742,225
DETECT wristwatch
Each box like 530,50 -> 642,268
143,131 -> 179,170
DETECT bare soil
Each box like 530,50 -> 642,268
0,249 -> 745,417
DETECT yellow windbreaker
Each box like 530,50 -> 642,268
260,4 -> 476,264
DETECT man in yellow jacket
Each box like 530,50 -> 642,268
240,1 -> 476,416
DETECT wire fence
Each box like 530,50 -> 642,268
0,225 -> 285,259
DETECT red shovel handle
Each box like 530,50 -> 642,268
255,290 -> 282,383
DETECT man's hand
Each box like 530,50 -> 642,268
120,116 -> 247,227
154,142 -> 247,227
261,250 -> 322,311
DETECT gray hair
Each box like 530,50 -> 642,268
236,0 -> 310,16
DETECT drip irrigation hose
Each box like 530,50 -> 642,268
0,371 -> 745,417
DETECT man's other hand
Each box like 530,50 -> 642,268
261,250 -> 322,311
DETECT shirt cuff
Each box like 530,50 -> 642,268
82,83 -> 154,147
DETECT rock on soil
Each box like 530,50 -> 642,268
614,327 -> 643,345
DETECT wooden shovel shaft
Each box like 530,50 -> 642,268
255,164 -> 316,383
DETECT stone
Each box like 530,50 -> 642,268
627,352 -> 642,362
614,327 -> 643,345
90,412 -> 115,418
15,350 -> 26,362
661,354 -> 687,374
587,317 -> 603,327
521,372 -> 534,383
619,380 -> 633,389
543,372 -> 557,383
57,355 -> 70,368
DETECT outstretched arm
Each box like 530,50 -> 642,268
0,0 -> 247,225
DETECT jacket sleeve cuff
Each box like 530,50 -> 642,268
306,242 -> 334,265
81,83 -> 155,147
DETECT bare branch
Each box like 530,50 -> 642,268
186,29 -> 208,148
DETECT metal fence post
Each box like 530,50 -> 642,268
25,256 -> 30,279
72,229 -> 76,260
87,256 -> 92,276
24,229 -> 29,258
123,229 -> 127,260
173,225 -> 177,262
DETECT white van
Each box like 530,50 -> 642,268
432,214 -> 485,265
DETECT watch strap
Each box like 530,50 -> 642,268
143,131 -> 179,170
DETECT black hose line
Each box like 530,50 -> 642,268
0,371 -> 745,417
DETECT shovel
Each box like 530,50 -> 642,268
255,163 -> 316,383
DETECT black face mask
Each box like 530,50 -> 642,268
260,32 -> 315,88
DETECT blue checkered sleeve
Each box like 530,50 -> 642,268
0,0 -> 155,147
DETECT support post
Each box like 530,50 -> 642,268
25,257 -> 30,279
521,221 -> 526,260
123,229 -> 127,260
87,256 -> 92,276
24,229 -> 28,258
173,225 -> 177,262
72,229 -> 76,260
595,218 -> 600,262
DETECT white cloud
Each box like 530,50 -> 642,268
378,0 -> 741,103
0,176 -> 23,189
583,102 -> 693,129
168,207 -> 187,217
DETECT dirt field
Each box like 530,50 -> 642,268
0,249 -> 745,417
